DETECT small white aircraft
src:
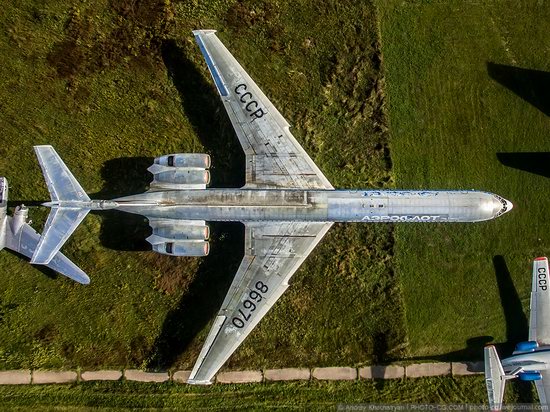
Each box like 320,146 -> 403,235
485,257 -> 550,410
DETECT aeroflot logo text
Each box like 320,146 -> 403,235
361,215 -> 442,222
235,84 -> 266,119
538,266 -> 548,291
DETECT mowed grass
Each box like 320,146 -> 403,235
376,1 -> 550,358
0,376 -> 532,410
0,0 -> 406,373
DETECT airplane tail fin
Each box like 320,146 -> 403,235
31,146 -> 90,264
484,345 -> 507,411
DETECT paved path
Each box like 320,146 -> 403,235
0,362 -> 483,385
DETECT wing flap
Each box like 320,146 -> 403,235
188,221 -> 332,384
529,257 -> 550,344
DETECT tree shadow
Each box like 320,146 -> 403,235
497,152 -> 550,179
492,255 -> 528,354
487,62 -> 550,116
492,255 -> 533,404
146,222 -> 244,369
161,39 -> 245,188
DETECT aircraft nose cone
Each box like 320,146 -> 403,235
494,195 -> 513,217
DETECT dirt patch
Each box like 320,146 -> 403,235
47,1 -> 176,80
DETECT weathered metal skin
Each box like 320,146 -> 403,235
111,189 -> 510,223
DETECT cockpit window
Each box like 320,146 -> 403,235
168,155 -> 175,167
494,195 -> 508,217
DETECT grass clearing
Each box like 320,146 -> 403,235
376,0 -> 550,358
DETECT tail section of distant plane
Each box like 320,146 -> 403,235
0,176 -> 89,283
31,146 -> 91,264
484,345 -> 518,411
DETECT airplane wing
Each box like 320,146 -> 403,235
535,370 -> 550,406
192,30 -> 333,190
529,257 -> 550,343
188,221 -> 332,384
5,219 -> 90,284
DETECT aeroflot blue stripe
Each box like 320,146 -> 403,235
194,35 -> 229,97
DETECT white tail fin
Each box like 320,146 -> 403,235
484,345 -> 507,411
31,146 -> 90,264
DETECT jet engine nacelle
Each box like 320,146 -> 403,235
515,341 -> 539,353
152,240 -> 209,257
518,371 -> 542,381
155,153 -> 211,169
153,224 -> 209,241
153,169 -> 211,186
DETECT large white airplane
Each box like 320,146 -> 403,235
0,177 -> 89,284
30,30 -> 512,384
485,257 -> 550,411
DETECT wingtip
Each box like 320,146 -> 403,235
33,145 -> 54,152
187,378 -> 214,385
192,29 -> 217,36
535,257 -> 548,261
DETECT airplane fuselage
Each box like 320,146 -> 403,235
104,188 -> 511,223
502,348 -> 550,373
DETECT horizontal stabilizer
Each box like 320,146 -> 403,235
484,345 -> 506,411
31,207 -> 89,264
5,221 -> 89,284
32,145 -> 91,265
34,146 -> 90,203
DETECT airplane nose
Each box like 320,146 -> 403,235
494,195 -> 513,217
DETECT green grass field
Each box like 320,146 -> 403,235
0,376 -> 534,410
0,0 -> 549,407
376,0 -> 550,358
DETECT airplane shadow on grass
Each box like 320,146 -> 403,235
83,41 -> 247,369
89,156 -> 154,251
487,62 -> 550,117
144,40 -> 247,369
